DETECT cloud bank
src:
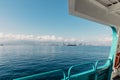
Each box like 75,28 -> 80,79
0,33 -> 78,42
0,33 -> 112,46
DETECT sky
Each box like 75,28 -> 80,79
0,0 -> 112,45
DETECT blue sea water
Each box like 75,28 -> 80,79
0,45 -> 110,80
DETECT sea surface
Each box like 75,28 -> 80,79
0,45 -> 111,80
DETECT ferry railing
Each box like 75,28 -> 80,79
13,69 -> 66,80
94,59 -> 112,80
14,59 -> 112,80
67,62 -> 95,80
67,59 -> 112,80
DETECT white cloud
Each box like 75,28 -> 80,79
0,33 -> 78,42
98,37 -> 112,42
84,37 -> 112,46
0,32 -> 112,46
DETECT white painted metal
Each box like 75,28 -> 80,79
69,0 -> 120,27
96,0 -> 113,6
108,2 -> 120,13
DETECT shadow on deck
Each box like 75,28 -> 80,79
113,76 -> 120,80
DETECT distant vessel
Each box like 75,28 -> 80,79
0,44 -> 4,46
66,44 -> 77,46
63,42 -> 78,46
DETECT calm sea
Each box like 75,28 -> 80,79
0,45 -> 110,80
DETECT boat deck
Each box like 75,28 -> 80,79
113,76 -> 120,80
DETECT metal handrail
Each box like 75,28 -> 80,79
95,59 -> 112,70
14,69 -> 66,80
14,59 -> 112,80
67,58 -> 112,80
94,59 -> 112,80
67,62 -> 95,80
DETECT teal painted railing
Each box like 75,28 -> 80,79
14,59 -> 111,80
14,27 -> 118,80
67,62 -> 95,80
67,59 -> 111,80
13,69 -> 66,80
107,27 -> 118,80
94,59 -> 112,80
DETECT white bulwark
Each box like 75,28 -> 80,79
69,0 -> 120,27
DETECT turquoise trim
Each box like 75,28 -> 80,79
68,63 -> 95,80
13,69 -> 66,80
109,27 -> 118,62
94,59 -> 111,80
107,27 -> 118,80
67,62 -> 95,80
67,59 -> 111,80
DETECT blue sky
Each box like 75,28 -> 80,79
0,0 -> 112,44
